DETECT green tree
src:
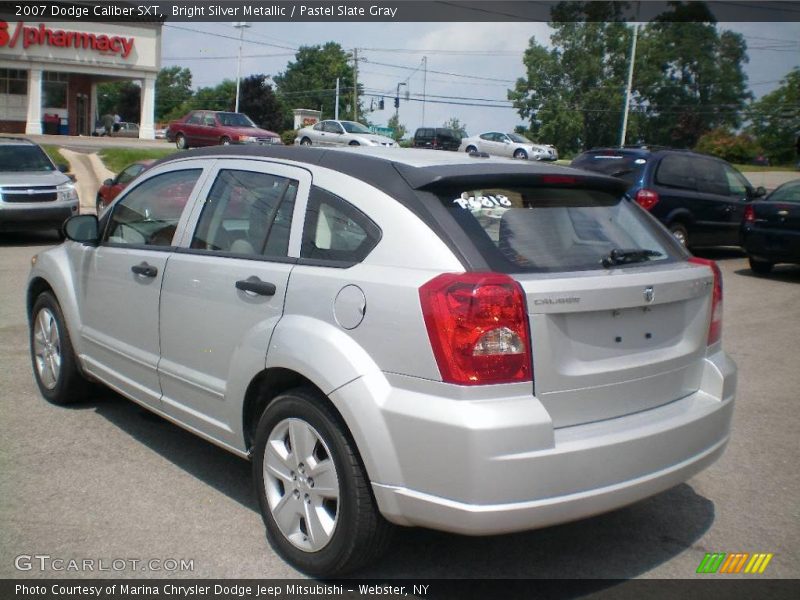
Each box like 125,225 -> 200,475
274,42 -> 364,120
509,2 -> 631,155
239,74 -> 290,131
748,68 -> 800,164
186,80 -> 236,112
634,3 -> 751,148
387,114 -> 406,141
155,66 -> 193,122
442,117 -> 468,137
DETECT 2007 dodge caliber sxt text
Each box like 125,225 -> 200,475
27,146 -> 736,576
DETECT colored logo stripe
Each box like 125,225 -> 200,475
697,552 -> 774,574
697,553 -> 726,573
744,553 -> 774,574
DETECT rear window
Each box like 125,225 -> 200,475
435,185 -> 681,272
571,153 -> 646,187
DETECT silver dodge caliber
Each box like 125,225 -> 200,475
27,146 -> 736,576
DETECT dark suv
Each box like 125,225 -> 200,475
413,127 -> 461,151
571,147 -> 765,247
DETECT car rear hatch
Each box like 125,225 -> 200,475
518,264 -> 711,426
419,168 -> 715,427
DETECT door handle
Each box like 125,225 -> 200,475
131,262 -> 158,277
235,276 -> 276,296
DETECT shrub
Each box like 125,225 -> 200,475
281,130 -> 298,146
694,128 -> 764,164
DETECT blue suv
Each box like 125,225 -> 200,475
571,147 -> 765,248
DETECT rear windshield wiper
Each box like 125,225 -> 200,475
601,248 -> 663,268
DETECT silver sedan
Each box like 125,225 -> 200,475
295,119 -> 398,148
460,131 -> 558,161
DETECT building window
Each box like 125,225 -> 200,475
43,72 -> 68,108
0,69 -> 28,95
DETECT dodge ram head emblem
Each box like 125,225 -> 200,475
644,286 -> 655,303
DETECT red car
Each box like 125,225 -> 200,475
96,160 -> 155,213
166,110 -> 282,150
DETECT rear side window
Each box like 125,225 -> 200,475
571,153 -> 646,187
301,187 -> 381,265
656,154 -> 697,190
190,169 -> 297,257
435,185 -> 680,272
105,169 -> 201,247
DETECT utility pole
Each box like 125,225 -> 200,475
233,21 -> 251,113
353,48 -> 358,121
619,23 -> 638,147
421,56 -> 427,127
335,78 -> 340,120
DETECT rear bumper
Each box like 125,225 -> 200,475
742,227 -> 800,263
332,351 -> 736,535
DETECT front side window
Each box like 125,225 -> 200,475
191,169 -> 297,257
105,169 -> 201,247
693,158 -> 729,196
723,164 -> 749,197
341,121 -> 371,134
434,185 -> 681,272
301,188 -> 381,264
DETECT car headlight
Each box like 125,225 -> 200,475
238,135 -> 258,143
57,182 -> 78,203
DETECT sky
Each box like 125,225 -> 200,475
159,20 -> 800,137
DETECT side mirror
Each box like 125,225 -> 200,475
63,215 -> 99,244
57,164 -> 68,173
103,178 -> 113,186
754,186 -> 767,198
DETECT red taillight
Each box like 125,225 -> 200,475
635,189 -> 659,210
419,273 -> 532,385
743,204 -> 755,223
689,257 -> 723,345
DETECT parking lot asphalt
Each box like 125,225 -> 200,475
1,233 -> 798,582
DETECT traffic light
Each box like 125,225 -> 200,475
394,96 -> 400,108
379,98 -> 385,110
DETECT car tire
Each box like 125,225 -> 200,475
300,137 -> 312,146
252,387 -> 393,576
30,292 -> 92,405
749,257 -> 773,275
176,133 -> 189,150
220,136 -> 232,146
513,149 -> 528,160
349,141 -> 360,146
669,222 -> 690,248
465,145 -> 477,154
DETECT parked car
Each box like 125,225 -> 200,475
295,119 -> 398,147
571,147 -> 766,248
459,131 -> 558,161
741,179 -> 800,274
96,159 -> 155,213
94,122 -> 140,138
412,127 -> 461,151
29,146 -> 735,576
166,111 -> 282,150
0,137 -> 79,236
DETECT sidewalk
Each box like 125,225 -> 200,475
60,149 -> 114,214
